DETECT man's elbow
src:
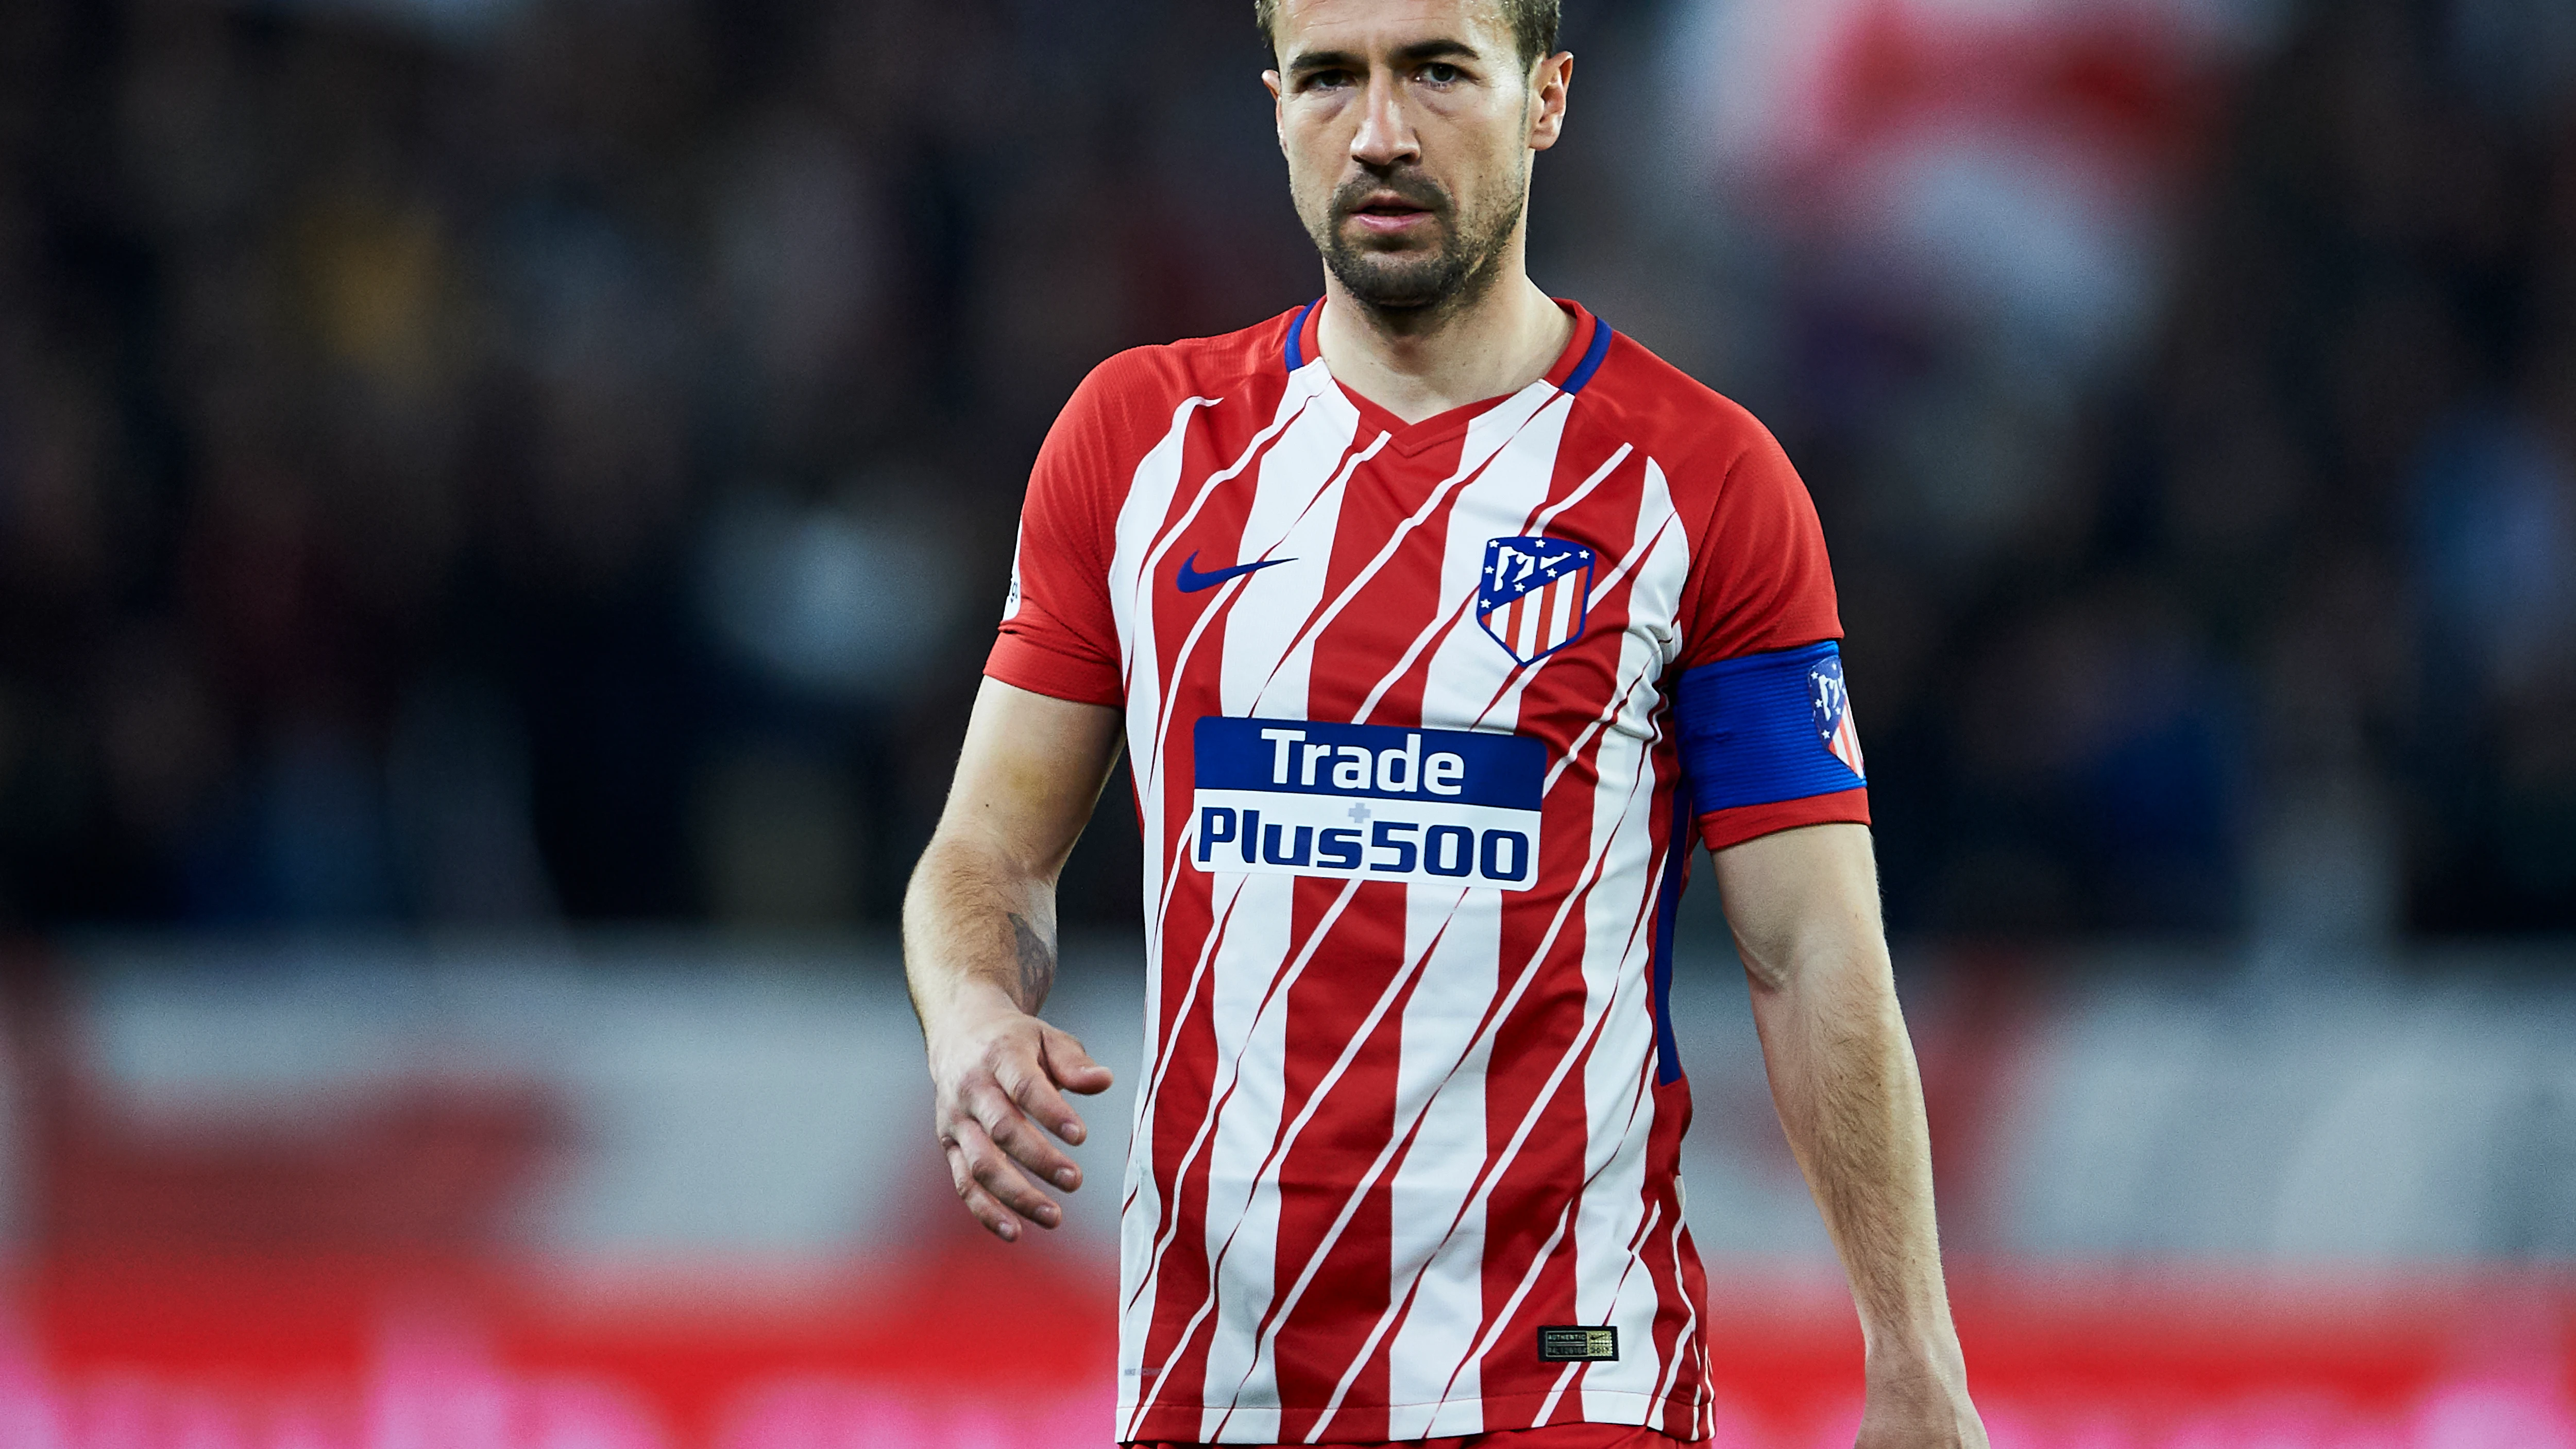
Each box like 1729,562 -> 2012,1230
1735,937 -> 1795,996
1734,918 -> 1896,1007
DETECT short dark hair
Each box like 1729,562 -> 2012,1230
1255,0 -> 1561,70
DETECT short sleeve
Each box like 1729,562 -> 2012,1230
1676,420 -> 1843,669
1674,417 -> 1871,851
985,357 -> 1142,709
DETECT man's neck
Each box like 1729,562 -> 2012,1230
1313,267 -> 1574,426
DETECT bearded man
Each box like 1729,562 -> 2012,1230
904,3 -> 1989,1445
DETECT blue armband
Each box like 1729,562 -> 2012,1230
1673,641 -> 1867,811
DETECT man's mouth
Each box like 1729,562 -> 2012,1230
1346,194 -> 1436,237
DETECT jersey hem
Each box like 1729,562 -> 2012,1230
986,633 -> 1123,707
1696,786 -> 1871,853
1117,1386 -> 1700,1444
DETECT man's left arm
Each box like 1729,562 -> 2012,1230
1710,821 -> 1987,1449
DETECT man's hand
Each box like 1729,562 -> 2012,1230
905,677 -> 1125,1241
923,982 -> 1114,1241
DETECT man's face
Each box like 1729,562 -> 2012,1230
1265,0 -> 1566,320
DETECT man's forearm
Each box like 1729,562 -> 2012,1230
1744,936 -> 1961,1370
1718,825 -> 1981,1443
905,678 -> 1123,1241
904,833 -> 1061,1023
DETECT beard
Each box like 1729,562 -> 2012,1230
1308,164 -> 1526,322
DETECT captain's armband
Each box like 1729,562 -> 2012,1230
1673,641 -> 1867,810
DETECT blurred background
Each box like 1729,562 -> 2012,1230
0,0 -> 2570,1444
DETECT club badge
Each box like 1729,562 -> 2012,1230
1477,536 -> 1594,666
1809,654 -> 1866,778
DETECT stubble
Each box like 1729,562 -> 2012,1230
1308,161 -> 1529,330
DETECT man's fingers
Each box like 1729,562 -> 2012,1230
1026,1027 -> 1112,1152
930,1017 -> 1108,1220
949,1112 -> 1065,1226
1002,1055 -> 1092,1154
971,1078 -> 1084,1192
944,1141 -> 1025,1241
1042,1026 -> 1116,1097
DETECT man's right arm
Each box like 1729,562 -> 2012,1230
904,675 -> 1126,1241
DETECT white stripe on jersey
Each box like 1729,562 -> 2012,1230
1577,458 -> 1692,1423
1379,883 -> 1501,1440
1383,696 -> 1660,1420
1116,369 -> 1329,1432
1650,1206 -> 1702,1428
1374,391 -> 1575,1438
1246,382 -> 1562,721
1121,872 -> 1243,1311
1113,394 -> 1224,971
1433,1196 -> 1573,1411
1108,395 -> 1227,1421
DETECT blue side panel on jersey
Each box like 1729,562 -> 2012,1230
1561,317 -> 1614,395
1675,640 -> 1865,811
1284,297 -> 1321,371
1651,784 -> 1690,1086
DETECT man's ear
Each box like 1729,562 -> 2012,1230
1528,52 -> 1573,151
1264,69 -> 1286,146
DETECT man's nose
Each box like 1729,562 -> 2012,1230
1349,69 -> 1421,169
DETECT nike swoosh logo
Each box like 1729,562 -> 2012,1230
1176,552 -> 1296,593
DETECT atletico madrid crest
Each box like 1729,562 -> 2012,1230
1809,655 -> 1867,778
1478,536 -> 1595,666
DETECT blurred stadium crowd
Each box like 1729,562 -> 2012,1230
0,0 -> 2567,938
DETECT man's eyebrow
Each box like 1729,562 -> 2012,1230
1392,39 -> 1482,64
1283,47 -> 1363,75
1284,38 -> 1484,74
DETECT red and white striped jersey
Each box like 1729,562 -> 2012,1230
989,300 -> 1869,1445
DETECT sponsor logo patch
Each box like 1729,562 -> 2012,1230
1477,536 -> 1594,665
1190,717 -> 1543,891
1536,1326 -> 1619,1362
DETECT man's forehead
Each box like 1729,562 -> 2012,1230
1274,0 -> 1513,59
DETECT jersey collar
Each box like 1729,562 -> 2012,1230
1284,297 -> 1613,457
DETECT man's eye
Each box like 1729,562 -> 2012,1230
1421,62 -> 1463,83
1304,69 -> 1353,90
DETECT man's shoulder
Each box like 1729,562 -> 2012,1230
1027,309 -> 1304,507
1064,306 -> 1306,421
1578,324 -> 1787,486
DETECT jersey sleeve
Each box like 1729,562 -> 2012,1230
984,355 -> 1147,708
1671,415 -> 1871,852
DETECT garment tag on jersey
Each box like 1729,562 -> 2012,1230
1536,1326 -> 1619,1362
1190,717 -> 1544,891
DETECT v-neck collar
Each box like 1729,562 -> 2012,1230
1286,297 -> 1611,458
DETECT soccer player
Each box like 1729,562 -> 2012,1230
904,1 -> 1988,1445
